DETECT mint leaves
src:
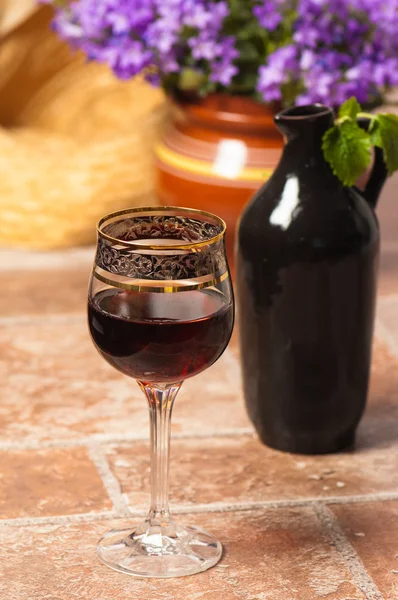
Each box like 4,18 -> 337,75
322,97 -> 398,187
338,96 -> 362,120
323,120 -> 372,187
370,114 -> 398,176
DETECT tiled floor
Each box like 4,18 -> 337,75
1,174 -> 398,599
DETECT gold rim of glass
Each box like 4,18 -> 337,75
97,206 -> 227,250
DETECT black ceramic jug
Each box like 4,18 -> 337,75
236,104 -> 388,455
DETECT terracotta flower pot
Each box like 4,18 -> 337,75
155,94 -> 283,263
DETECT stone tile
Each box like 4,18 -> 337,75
377,298 -> 398,349
106,339 -> 398,510
358,339 -> 398,451
0,509 -> 366,600
0,318 -> 248,444
1,267 -> 91,317
378,247 -> 398,296
228,317 -> 240,361
0,447 -> 111,519
378,172 -> 398,247
0,248 -> 95,271
331,501 -> 398,600
377,171 -> 398,295
0,248 -> 95,317
106,431 -> 398,511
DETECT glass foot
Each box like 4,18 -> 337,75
97,522 -> 222,578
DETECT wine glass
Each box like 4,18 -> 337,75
88,207 -> 234,578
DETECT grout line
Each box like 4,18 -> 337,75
125,499 -> 316,519
169,499 -> 314,515
0,248 -> 94,272
223,346 -> 242,374
0,428 -> 255,451
313,504 -> 384,600
87,445 -> 131,518
375,316 -> 398,358
221,347 -> 243,396
0,314 -> 85,326
380,240 -> 398,252
324,491 -> 398,504
0,511 -> 117,528
166,491 -> 398,515
2,492 -> 397,528
377,293 -> 398,306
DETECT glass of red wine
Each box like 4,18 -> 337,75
88,207 -> 234,578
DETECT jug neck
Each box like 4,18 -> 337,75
274,104 -> 335,166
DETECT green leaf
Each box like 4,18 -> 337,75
228,0 -> 253,19
177,68 -> 205,92
229,70 -> 259,93
369,118 -> 382,147
198,81 -> 217,96
338,97 -> 362,120
322,120 -> 372,187
236,24 -> 267,41
236,41 -> 261,61
370,114 -> 398,175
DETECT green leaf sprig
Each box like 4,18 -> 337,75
322,97 -> 398,187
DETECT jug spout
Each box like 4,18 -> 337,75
274,104 -> 334,143
357,117 -> 389,210
274,104 -> 336,171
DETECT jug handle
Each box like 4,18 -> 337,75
356,117 -> 388,210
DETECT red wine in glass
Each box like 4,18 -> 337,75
90,207 -> 234,578
88,288 -> 234,383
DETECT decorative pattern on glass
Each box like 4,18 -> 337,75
96,237 -> 227,280
94,210 -> 228,291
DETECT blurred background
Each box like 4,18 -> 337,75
0,0 -> 397,266
0,0 -> 165,250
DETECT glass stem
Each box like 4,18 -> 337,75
139,382 -> 181,525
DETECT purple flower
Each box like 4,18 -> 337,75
183,3 -> 212,29
206,35 -> 239,86
52,11 -> 83,40
188,36 -> 222,61
258,0 -> 398,106
253,1 -> 285,31
47,0 -> 398,107
257,46 -> 299,102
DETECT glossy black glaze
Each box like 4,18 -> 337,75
236,104 -> 386,454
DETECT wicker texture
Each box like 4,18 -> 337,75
0,6 -> 165,249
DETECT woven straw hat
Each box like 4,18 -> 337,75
0,5 -> 165,249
